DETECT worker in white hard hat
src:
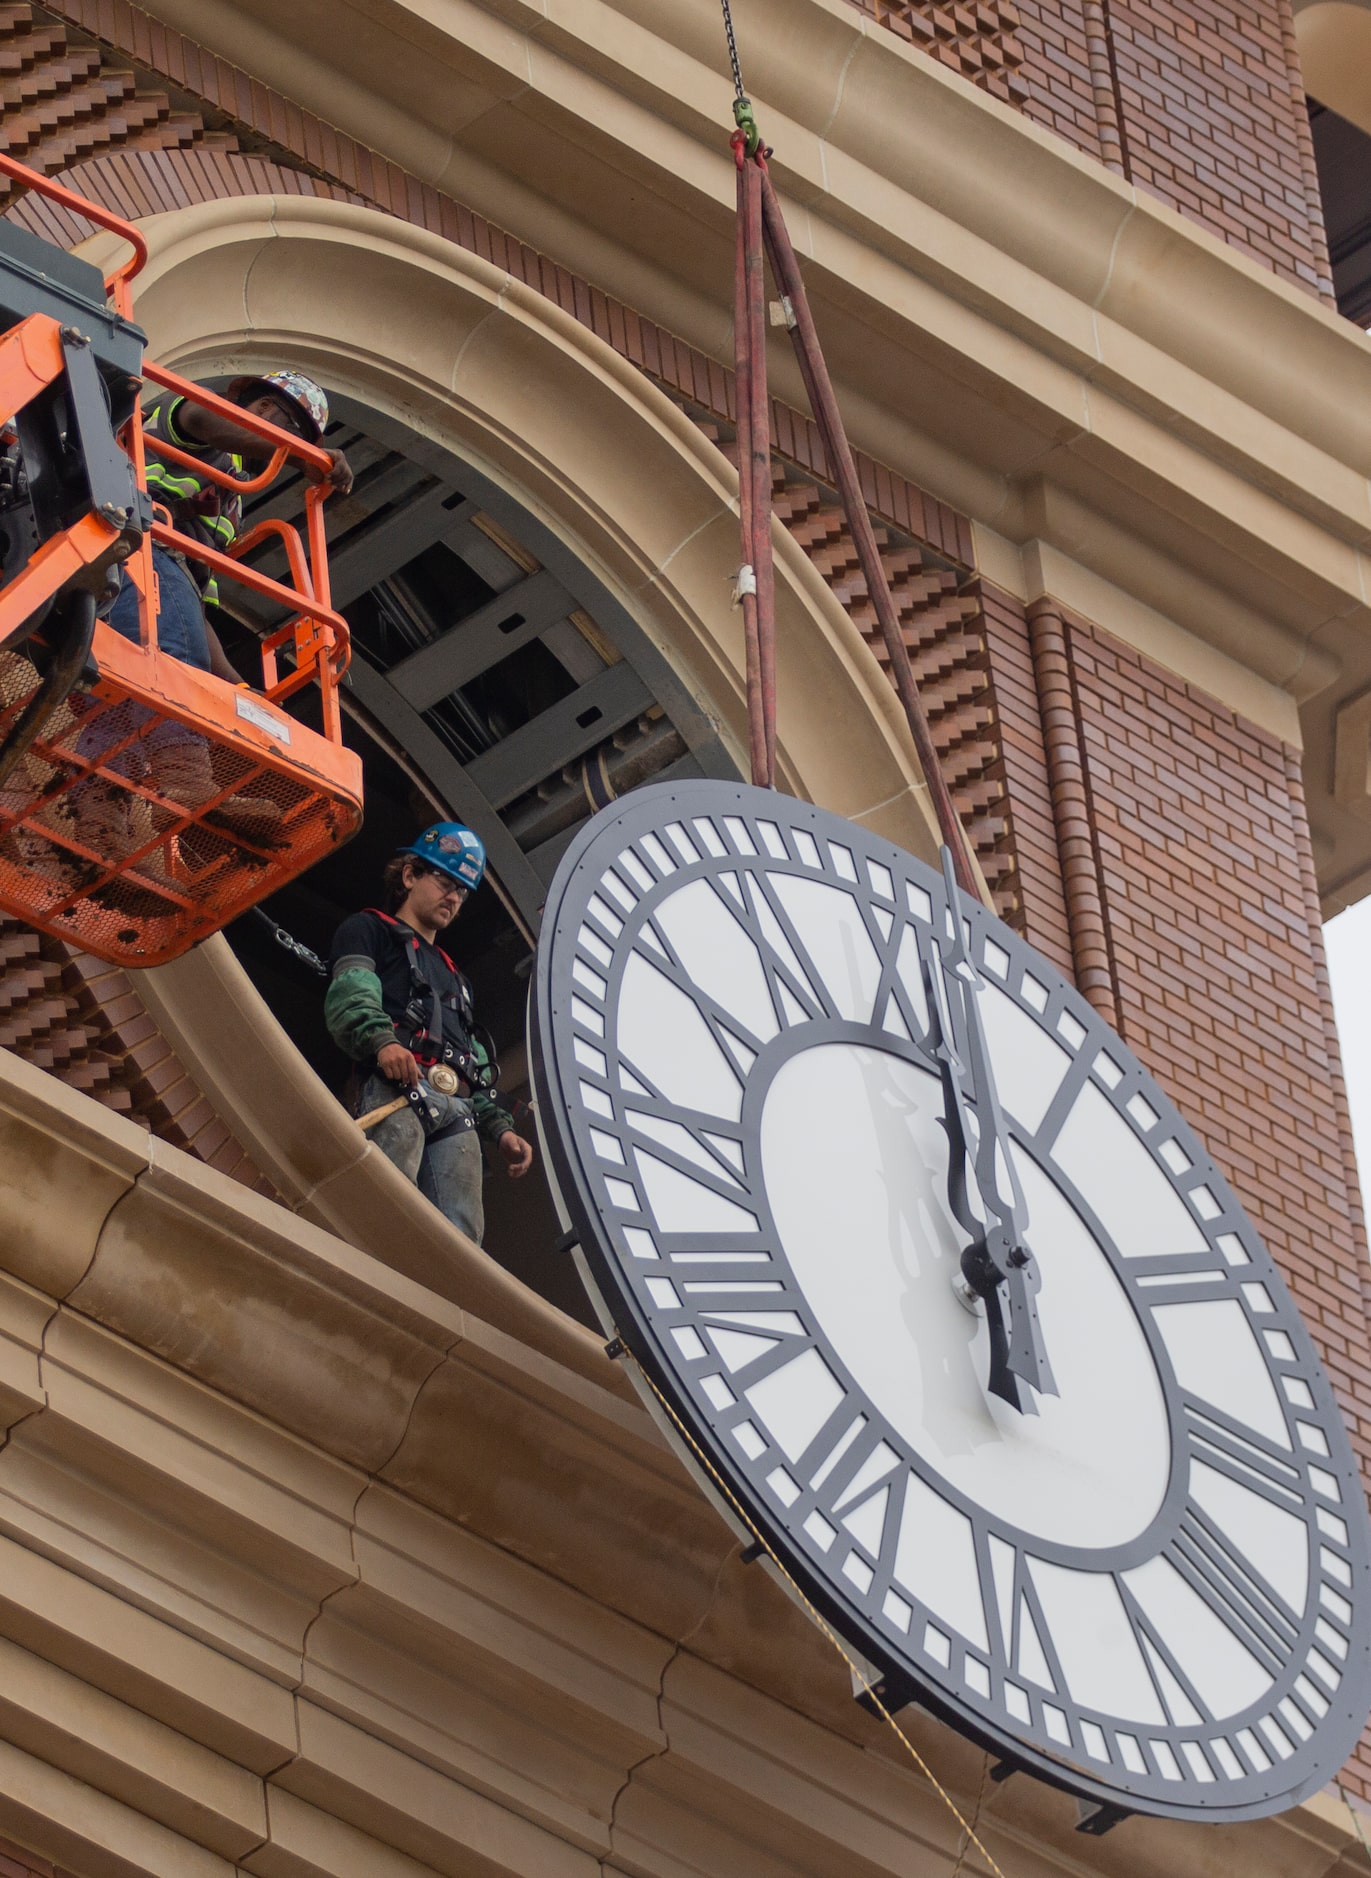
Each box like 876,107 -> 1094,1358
72,370 -> 354,868
132,367 -> 352,685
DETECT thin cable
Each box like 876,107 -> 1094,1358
720,0 -> 746,99
1338,1783 -> 1371,1868
951,1754 -> 991,1878
624,1347 -> 1010,1878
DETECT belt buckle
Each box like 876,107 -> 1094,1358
429,1064 -> 460,1096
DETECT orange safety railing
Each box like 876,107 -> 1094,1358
0,145 -> 351,731
136,360 -> 353,743
0,150 -> 364,967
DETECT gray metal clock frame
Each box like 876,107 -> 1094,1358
529,780 -> 1371,1823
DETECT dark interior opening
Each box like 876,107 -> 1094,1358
218,643 -> 596,1330
206,390 -> 710,1333
1310,101 -> 1371,326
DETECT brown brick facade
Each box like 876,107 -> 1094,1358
0,918 -> 274,1191
987,594 -> 1371,1795
0,1835 -> 72,1878
26,0 -> 1338,312
844,0 -> 1032,108
0,0 -> 1365,1808
838,0 -> 1336,299
1102,0 -> 1331,294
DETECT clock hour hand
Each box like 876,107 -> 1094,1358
932,850 -> 1058,1409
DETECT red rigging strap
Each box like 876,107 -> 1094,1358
732,131 -> 775,790
723,84 -> 981,900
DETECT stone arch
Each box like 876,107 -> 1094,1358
78,193 -> 937,1380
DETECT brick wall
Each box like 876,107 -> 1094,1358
32,0 -> 1336,317
0,919 -> 275,1192
840,0 -> 1334,300
1012,0 -> 1111,164
982,583 -> 1076,974
996,597 -> 1371,1796
3,0 -> 1367,1798
0,1835 -> 70,1878
1103,0 -> 1332,294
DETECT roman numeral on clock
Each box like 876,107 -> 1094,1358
1166,1511 -> 1301,1678
712,872 -> 830,1029
1183,1399 -> 1305,1510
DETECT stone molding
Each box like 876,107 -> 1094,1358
0,1043 -> 1368,1878
28,0 -> 974,569
116,0 -> 1371,636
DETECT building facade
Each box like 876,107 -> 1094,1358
0,0 -> 1368,1872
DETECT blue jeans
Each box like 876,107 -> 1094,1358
108,547 -> 211,668
357,1072 -> 486,1244
75,548 -> 213,785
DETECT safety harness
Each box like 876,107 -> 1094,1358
365,907 -> 500,1097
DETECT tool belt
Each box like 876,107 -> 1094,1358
399,1033 -> 492,1099
402,1077 -> 476,1140
355,1071 -> 476,1141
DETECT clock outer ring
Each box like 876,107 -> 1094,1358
529,778 -> 1371,1823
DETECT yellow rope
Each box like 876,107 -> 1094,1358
1338,1783 -> 1371,1869
626,1349 -> 1010,1878
950,1753 -> 992,1878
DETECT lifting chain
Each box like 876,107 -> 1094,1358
719,0 -> 746,99
248,904 -> 327,976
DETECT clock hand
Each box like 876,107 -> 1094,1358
927,933 -> 1038,1412
934,849 -> 1058,1408
954,956 -> 1058,1403
923,924 -> 981,1245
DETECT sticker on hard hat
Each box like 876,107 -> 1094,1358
235,693 -> 293,744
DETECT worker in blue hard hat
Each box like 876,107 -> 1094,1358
325,822 -> 534,1244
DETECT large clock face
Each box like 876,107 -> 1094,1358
529,780 -> 1371,1822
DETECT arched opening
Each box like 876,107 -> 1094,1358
215,392 -> 719,1325
101,193 -> 937,1373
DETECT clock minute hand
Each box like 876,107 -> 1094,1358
927,933 -> 1032,1413
924,921 -> 981,1244
955,966 -> 1058,1404
937,850 -> 1058,1407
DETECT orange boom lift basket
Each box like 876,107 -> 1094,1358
0,153 -> 363,967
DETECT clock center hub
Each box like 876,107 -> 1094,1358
759,1040 -> 1172,1552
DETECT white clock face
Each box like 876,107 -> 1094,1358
530,782 -> 1371,1822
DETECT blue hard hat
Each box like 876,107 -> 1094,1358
399,822 -> 486,891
